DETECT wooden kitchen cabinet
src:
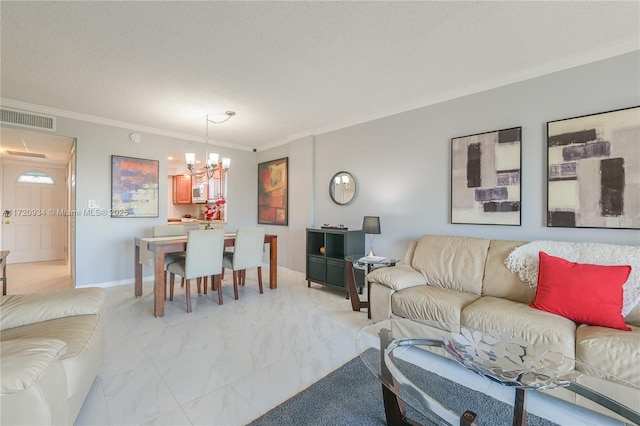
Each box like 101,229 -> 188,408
173,175 -> 192,204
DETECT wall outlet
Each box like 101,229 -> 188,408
88,200 -> 99,209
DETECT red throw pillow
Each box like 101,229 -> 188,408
530,252 -> 631,331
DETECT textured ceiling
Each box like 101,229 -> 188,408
1,1 -> 639,150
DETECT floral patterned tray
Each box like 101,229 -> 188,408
442,328 -> 582,390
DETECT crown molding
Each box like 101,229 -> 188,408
271,41 -> 640,149
0,99 -> 253,152
3,41 -> 638,154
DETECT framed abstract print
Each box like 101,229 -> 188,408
111,155 -> 159,218
451,127 -> 521,225
547,106 -> 639,229
258,157 -> 288,226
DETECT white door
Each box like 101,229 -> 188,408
2,164 -> 66,263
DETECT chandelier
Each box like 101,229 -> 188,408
185,111 -> 235,180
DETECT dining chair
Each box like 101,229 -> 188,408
166,229 -> 225,313
153,224 -> 188,294
222,227 -> 266,300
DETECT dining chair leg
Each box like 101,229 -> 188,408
240,270 -> 246,286
257,266 -> 263,294
215,275 -> 223,305
221,268 -> 225,280
211,275 -> 215,291
203,276 -> 208,295
169,272 -> 175,301
197,277 -> 202,295
165,271 -> 169,300
232,270 -> 239,300
181,277 -> 185,288
185,279 -> 192,313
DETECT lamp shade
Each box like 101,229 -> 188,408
207,152 -> 219,167
221,157 -> 231,170
362,216 -> 381,234
185,152 -> 196,166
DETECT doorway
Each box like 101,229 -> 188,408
0,127 -> 75,294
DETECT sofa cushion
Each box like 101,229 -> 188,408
403,240 -> 418,265
576,324 -> 640,386
0,314 -> 104,411
505,241 -> 640,316
411,235 -> 490,295
391,285 -> 480,331
530,252 -> 631,331
0,287 -> 106,331
366,265 -> 427,291
482,239 -> 535,303
461,297 -> 576,359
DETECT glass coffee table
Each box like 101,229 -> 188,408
356,318 -> 640,426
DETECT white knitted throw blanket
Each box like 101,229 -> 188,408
505,240 -> 640,316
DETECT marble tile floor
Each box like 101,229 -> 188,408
75,268 -> 371,425
74,269 -> 628,426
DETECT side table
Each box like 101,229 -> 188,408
345,255 -> 397,319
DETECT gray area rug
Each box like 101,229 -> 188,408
248,350 -> 559,426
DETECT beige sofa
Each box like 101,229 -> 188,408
368,235 -> 640,421
1,288 -> 106,425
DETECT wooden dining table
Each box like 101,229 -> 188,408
134,233 -> 278,317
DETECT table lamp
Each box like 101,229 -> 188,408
362,216 -> 381,258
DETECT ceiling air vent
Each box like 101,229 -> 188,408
5,150 -> 47,159
0,108 -> 56,131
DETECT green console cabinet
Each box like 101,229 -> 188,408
306,228 -> 364,292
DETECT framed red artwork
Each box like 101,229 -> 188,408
258,157 -> 288,226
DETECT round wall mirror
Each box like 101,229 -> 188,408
329,171 -> 357,205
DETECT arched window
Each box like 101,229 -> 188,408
17,171 -> 55,184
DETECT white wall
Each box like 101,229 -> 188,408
261,51 -> 640,274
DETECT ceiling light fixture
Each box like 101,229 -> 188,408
186,111 -> 235,180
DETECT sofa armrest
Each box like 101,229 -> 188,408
1,338 -> 67,394
370,283 -> 394,322
0,288 -> 106,331
1,338 -> 69,425
367,265 -> 427,291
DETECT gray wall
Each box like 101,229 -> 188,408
260,51 -> 640,274
51,118 -> 258,286
4,52 -> 637,285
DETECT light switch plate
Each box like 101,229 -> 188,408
88,200 -> 99,208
